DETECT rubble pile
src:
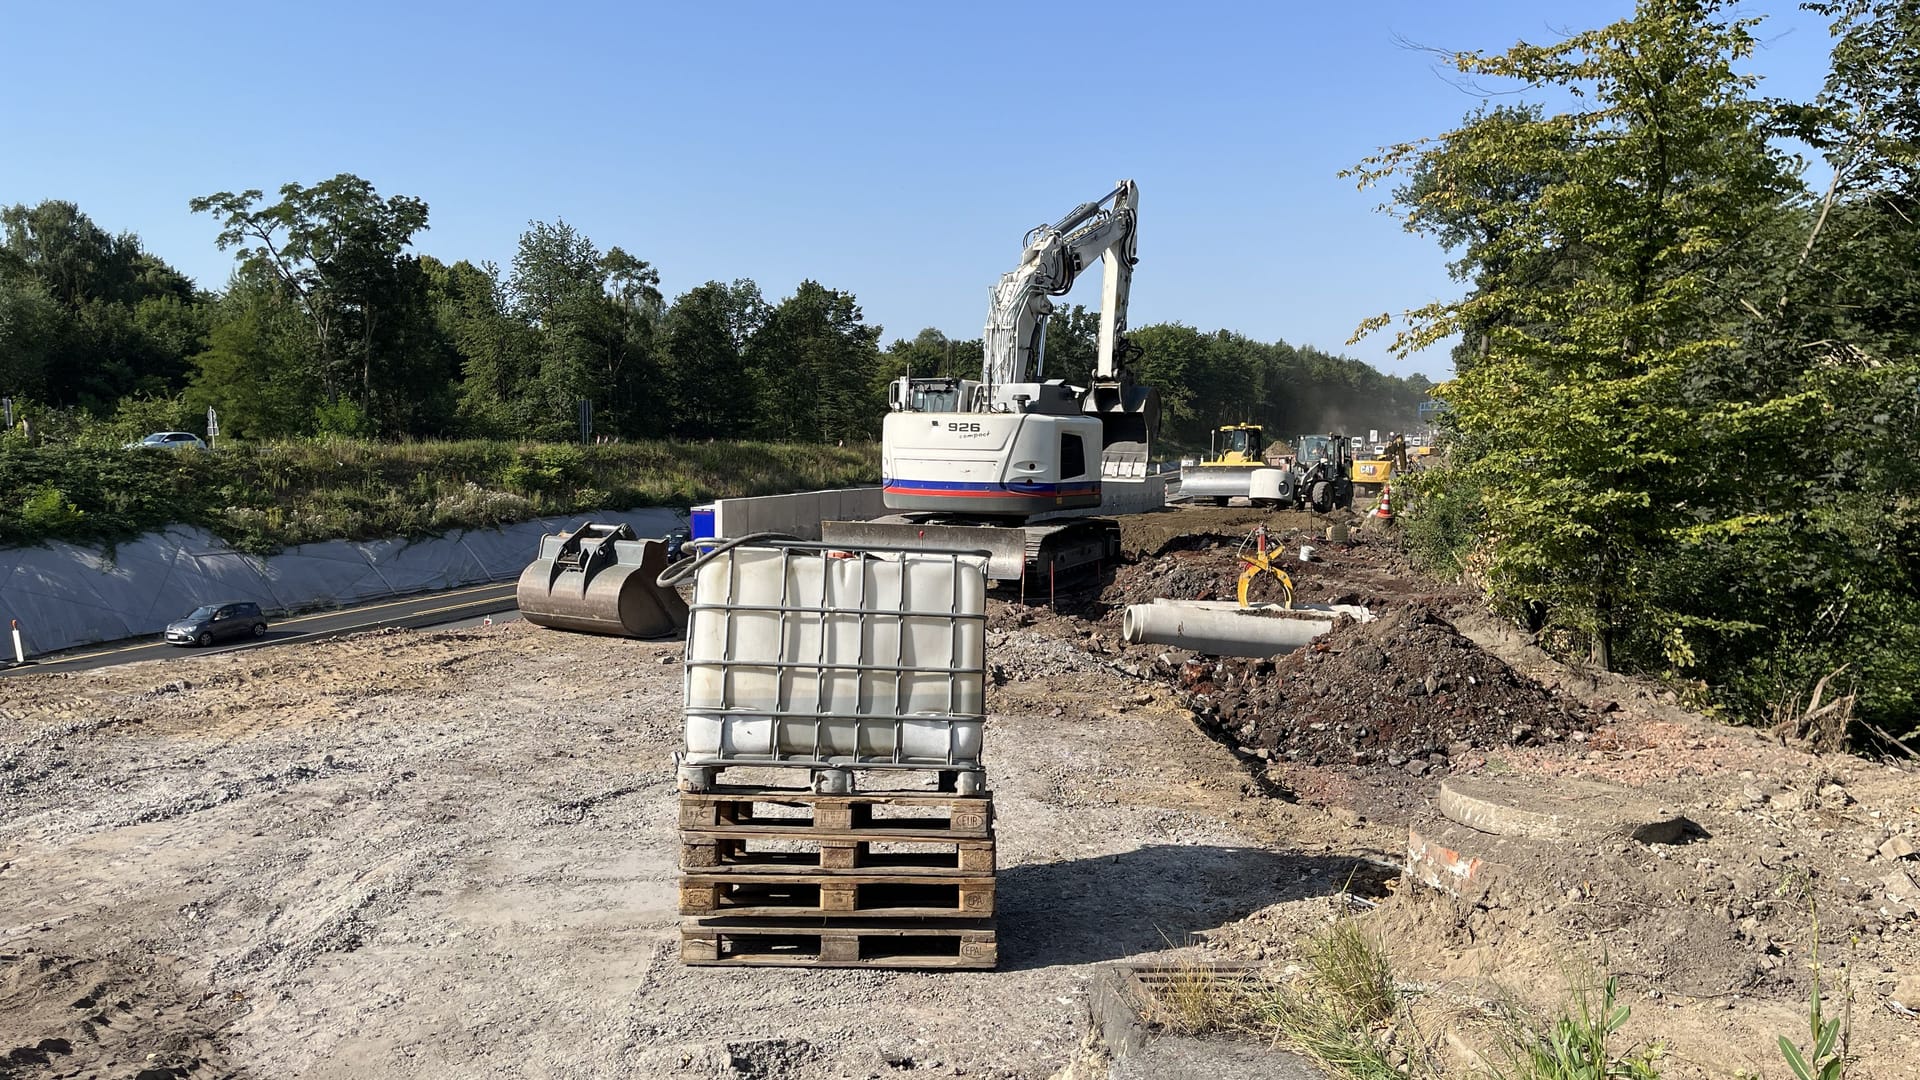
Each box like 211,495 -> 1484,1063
1180,605 -> 1593,765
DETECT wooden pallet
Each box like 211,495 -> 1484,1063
677,785 -> 997,970
680,832 -> 995,874
680,873 -> 995,918
680,918 -> 997,970
677,788 -> 993,838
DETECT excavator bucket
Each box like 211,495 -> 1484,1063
515,522 -> 689,638
1085,380 -> 1160,449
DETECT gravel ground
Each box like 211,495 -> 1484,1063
0,619 -> 1368,1079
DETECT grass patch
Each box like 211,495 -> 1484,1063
1135,920 -> 1415,1079
1255,919 -> 1406,1080
0,437 -> 878,553
1136,963 -> 1266,1037
1134,924 -> 1688,1080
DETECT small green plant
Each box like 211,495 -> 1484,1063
1778,903 -> 1849,1080
1778,977 -> 1845,1080
312,398 -> 376,437
1249,919 -> 1409,1080
1493,969 -> 1663,1080
1305,917 -> 1398,1026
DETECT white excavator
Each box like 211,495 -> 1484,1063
824,180 -> 1158,582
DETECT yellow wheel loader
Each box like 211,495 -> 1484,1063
1181,424 -> 1296,505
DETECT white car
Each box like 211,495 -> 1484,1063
125,431 -> 207,451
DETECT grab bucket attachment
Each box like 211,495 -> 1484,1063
516,522 -> 689,638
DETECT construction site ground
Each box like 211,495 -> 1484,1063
3,504 -> 1918,1079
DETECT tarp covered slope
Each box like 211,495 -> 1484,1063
0,508 -> 684,656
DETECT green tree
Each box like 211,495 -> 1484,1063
659,280 -> 766,438
1349,0 -> 1806,671
190,174 -> 434,433
1,200 -> 205,411
745,281 -> 881,441
0,277 -> 62,399
1038,305 -> 1100,388
428,258 -> 535,437
507,219 -> 664,439
185,280 -> 325,438
1704,0 -> 1920,734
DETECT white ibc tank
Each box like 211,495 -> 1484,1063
682,544 -> 987,769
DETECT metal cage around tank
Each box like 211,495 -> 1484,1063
661,535 -> 991,790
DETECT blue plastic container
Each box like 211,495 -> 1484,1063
690,505 -> 717,555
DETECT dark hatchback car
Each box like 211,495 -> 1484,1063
165,602 -> 269,647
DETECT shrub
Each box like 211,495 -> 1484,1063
0,437 -> 878,552
313,398 -> 376,438
19,485 -> 85,531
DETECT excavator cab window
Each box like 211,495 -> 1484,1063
1060,433 -> 1088,479
910,384 -> 962,412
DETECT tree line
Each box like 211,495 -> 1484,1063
1357,0 -> 1918,738
0,185 -> 1431,451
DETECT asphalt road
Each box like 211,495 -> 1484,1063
1,582 -> 525,677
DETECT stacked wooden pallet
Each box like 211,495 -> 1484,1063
678,783 -> 997,969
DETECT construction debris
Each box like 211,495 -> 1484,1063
1176,605 -> 1594,765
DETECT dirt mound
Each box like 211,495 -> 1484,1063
1116,507 -> 1333,559
1179,605 -> 1593,766
1102,545 -> 1301,609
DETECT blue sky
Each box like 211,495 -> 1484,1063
0,1 -> 1838,379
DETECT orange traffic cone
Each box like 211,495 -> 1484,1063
1373,481 -> 1394,520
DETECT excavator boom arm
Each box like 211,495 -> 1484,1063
982,180 -> 1138,390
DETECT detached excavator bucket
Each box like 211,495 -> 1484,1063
515,522 -> 689,638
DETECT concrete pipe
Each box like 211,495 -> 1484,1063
1249,468 -> 1293,504
1121,602 -> 1334,658
1146,598 -> 1376,622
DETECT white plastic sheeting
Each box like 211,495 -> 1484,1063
0,508 -> 684,657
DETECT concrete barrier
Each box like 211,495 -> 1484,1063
1097,475 -> 1168,516
708,487 -> 886,541
0,508 -> 684,658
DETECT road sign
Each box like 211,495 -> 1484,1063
577,399 -> 593,444
207,406 -> 220,437
2,398 -> 11,430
